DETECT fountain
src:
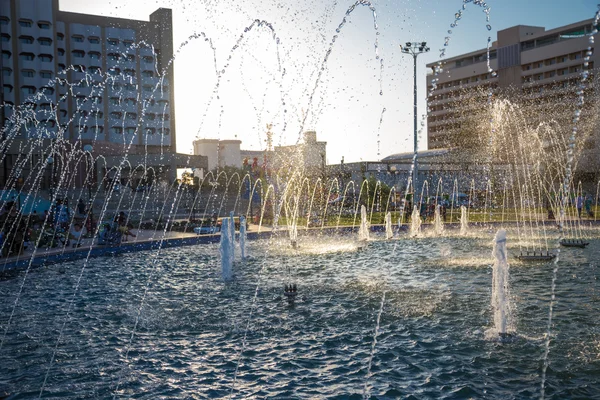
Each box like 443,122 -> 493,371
0,1 -> 599,399
289,219 -> 298,249
239,215 -> 247,259
460,205 -> 468,235
433,204 -> 444,235
220,218 -> 234,281
489,229 -> 513,337
385,211 -> 393,239
410,205 -> 421,237
358,205 -> 370,242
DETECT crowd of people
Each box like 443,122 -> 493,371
0,197 -> 137,258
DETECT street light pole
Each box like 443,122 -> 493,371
401,41 -> 429,202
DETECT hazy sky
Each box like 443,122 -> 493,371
58,0 -> 598,164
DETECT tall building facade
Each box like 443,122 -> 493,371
426,19 -> 599,151
0,0 -> 204,187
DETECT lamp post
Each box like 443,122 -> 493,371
401,41 -> 429,201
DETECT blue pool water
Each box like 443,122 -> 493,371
1,231 -> 599,398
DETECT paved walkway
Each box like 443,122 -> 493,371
0,223 -> 270,272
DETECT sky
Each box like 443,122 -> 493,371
58,0 -> 599,164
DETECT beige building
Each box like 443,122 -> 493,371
427,18 -> 599,153
195,131 -> 327,178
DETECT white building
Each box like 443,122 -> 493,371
195,131 -> 327,178
193,138 -> 242,170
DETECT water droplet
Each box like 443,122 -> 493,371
486,24 -> 492,31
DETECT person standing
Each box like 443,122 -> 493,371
576,195 -> 584,218
585,195 -> 594,218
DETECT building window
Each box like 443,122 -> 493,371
57,48 -> 65,56
109,98 -> 120,105
107,38 -> 119,46
158,113 -> 170,121
111,127 -> 123,135
38,37 -> 52,46
89,66 -> 102,74
0,17 -> 9,25
110,111 -> 123,119
142,70 -> 154,78
3,85 -> 13,95
76,125 -> 88,133
57,32 -> 64,41
143,85 -> 153,92
88,36 -> 100,44
59,110 -> 67,117
71,35 -> 84,43
40,86 -> 54,95
108,67 -> 121,76
40,71 -> 52,79
90,111 -> 104,119
89,51 -> 101,60
92,96 -> 102,104
108,53 -> 120,61
159,128 -> 170,135
146,113 -> 156,120
39,54 -> 53,62
19,52 -> 34,61
21,69 -> 35,78
19,35 -> 34,44
124,98 -> 137,106
158,100 -> 169,107
58,63 -> 66,71
90,126 -> 104,134
126,54 -> 135,62
142,56 -> 153,63
145,127 -> 156,135
2,68 -> 11,77
125,112 -> 137,120
72,50 -> 85,58
2,51 -> 11,59
124,69 -> 135,77
125,127 -> 136,135
1,33 -> 10,42
570,52 -> 582,60
73,65 -> 85,72
22,85 -> 36,94
37,21 -> 51,29
123,40 -> 134,47
124,83 -> 136,91
18,19 -> 33,28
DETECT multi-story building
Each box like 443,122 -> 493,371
427,19 -> 599,152
0,0 -> 206,189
